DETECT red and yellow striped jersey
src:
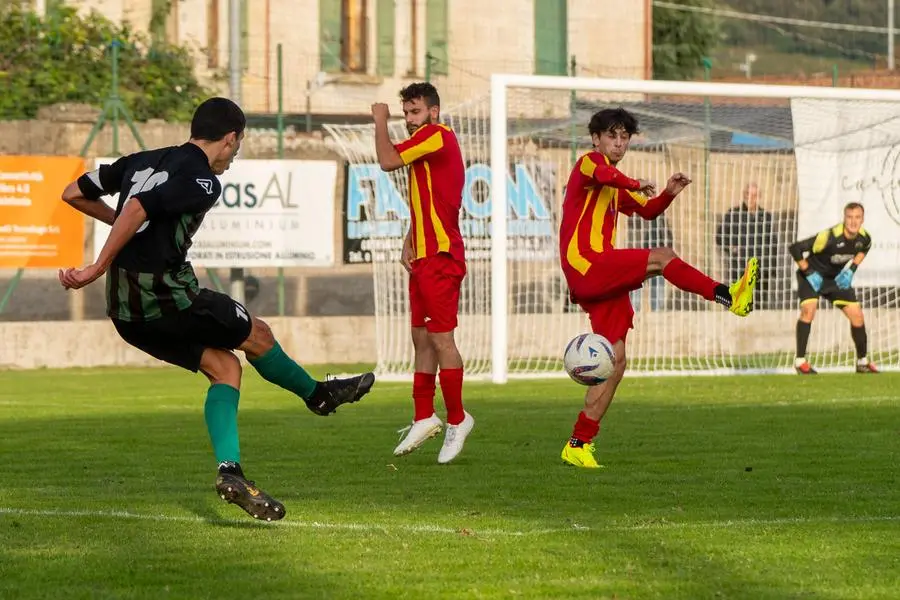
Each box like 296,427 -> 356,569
394,123 -> 466,262
559,151 -> 674,277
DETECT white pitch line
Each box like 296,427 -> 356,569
0,507 -> 559,536
1,507 -> 897,536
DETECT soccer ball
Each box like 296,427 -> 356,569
564,333 -> 616,386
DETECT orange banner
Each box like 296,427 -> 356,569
0,155 -> 86,268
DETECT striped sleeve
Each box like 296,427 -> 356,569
618,188 -> 675,218
76,156 -> 130,200
578,153 -> 642,190
395,124 -> 445,165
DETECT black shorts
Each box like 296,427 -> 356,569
112,289 -> 253,372
796,271 -> 858,306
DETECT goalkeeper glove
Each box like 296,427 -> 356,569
805,270 -> 824,293
835,266 -> 855,290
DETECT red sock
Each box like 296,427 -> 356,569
412,372 -> 436,421
571,411 -> 600,444
438,368 -> 465,425
662,258 -> 718,301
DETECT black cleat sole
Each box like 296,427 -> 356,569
215,475 -> 286,522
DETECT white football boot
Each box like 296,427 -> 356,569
437,412 -> 475,464
393,414 -> 443,456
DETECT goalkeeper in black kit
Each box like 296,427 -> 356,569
788,202 -> 878,375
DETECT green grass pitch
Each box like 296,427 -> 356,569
1,367 -> 898,599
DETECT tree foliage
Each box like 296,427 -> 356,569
0,5 -> 217,121
653,0 -> 720,80
719,0 -> 892,61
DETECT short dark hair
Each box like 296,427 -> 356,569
589,108 -> 640,137
399,82 -> 440,107
190,97 -> 246,141
844,202 -> 864,213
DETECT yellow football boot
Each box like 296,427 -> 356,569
729,257 -> 759,317
561,442 -> 603,469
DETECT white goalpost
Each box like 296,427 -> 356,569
326,75 -> 900,383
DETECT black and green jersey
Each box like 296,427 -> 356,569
788,223 -> 872,279
77,143 -> 222,322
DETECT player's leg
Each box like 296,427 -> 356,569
394,263 -> 443,456
648,247 -> 758,317
197,348 -> 284,522
412,325 -> 439,419
195,290 -> 374,415
569,248 -> 756,317
561,295 -> 631,469
431,327 -> 474,464
423,255 -> 474,464
837,299 -> 878,373
198,348 -> 243,468
794,271 -> 819,374
110,316 -> 284,521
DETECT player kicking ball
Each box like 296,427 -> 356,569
788,202 -> 877,374
371,83 -> 474,464
558,108 -> 758,469
58,98 -> 375,521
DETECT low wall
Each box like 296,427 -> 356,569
2,309 -> 896,370
0,316 -> 375,370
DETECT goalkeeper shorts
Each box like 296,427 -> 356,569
795,270 -> 858,306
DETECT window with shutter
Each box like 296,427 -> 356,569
425,0 -> 448,76
377,0 -> 395,76
534,0 -> 567,76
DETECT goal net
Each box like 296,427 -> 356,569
325,76 -> 900,382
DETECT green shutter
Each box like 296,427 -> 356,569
534,0 -> 567,75
319,0 -> 342,73
240,0 -> 249,71
377,0 -> 396,76
425,0 -> 448,76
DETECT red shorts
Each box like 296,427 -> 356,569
566,248 -> 650,344
580,295 -> 634,344
409,253 -> 466,333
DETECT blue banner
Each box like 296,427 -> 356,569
343,162 -> 558,264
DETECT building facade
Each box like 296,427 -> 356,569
45,0 -> 651,115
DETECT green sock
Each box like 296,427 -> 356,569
248,342 -> 318,400
204,384 -> 240,464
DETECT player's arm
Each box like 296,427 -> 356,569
391,124 -> 444,171
579,153 -> 649,191
618,172 -> 689,219
61,181 -> 116,225
854,232 -> 872,267
630,190 -> 676,219
400,228 -> 414,273
788,229 -> 828,272
372,103 -> 405,171
836,236 -> 872,289
93,197 -> 147,273
789,229 -> 830,291
62,157 -> 131,226
58,196 -> 147,290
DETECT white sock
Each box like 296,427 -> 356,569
794,357 -> 807,367
857,357 -> 869,366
